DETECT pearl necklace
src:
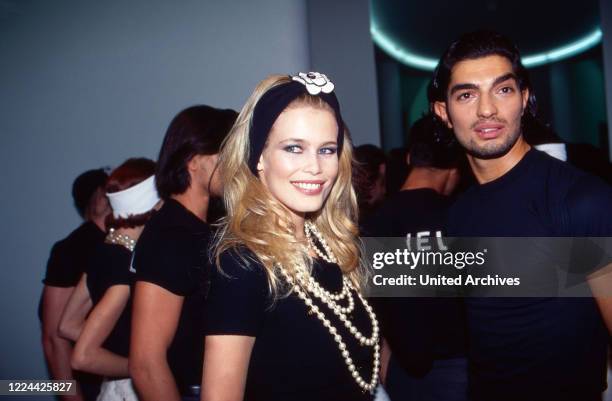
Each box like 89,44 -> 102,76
305,220 -> 338,264
279,266 -> 380,393
105,228 -> 136,252
296,266 -> 355,314
280,222 -> 380,393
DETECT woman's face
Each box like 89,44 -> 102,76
258,105 -> 339,220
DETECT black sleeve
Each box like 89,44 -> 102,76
203,249 -> 269,336
105,246 -> 133,286
566,174 -> 612,236
133,227 -> 208,296
42,240 -> 82,287
565,175 -> 612,277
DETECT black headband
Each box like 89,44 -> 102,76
248,78 -> 344,175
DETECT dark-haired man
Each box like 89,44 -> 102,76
130,105 -> 237,401
430,31 -> 612,401
365,114 -> 467,401
41,168 -> 110,401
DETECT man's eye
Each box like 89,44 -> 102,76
457,92 -> 472,101
284,145 -> 302,153
319,147 -> 337,155
499,86 -> 515,94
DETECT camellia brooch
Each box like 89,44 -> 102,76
292,72 -> 335,95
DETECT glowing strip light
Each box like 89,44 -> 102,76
371,22 -> 603,71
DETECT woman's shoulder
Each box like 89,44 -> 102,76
214,246 -> 268,283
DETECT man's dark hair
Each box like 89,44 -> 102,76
354,144 -> 387,186
72,168 -> 109,218
428,30 -> 537,118
156,105 -> 238,199
407,114 -> 462,169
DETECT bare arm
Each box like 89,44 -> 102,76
71,285 -> 130,377
41,285 -> 84,401
201,335 -> 255,401
588,263 -> 612,333
379,338 -> 391,386
59,275 -> 92,341
130,281 -> 184,401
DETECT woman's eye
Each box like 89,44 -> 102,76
319,147 -> 337,155
284,145 -> 302,153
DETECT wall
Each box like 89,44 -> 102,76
306,0 -> 381,146
0,0 -> 309,382
601,0 -> 612,158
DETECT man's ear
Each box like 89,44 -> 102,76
521,88 -> 530,115
433,101 -> 452,129
187,154 -> 203,173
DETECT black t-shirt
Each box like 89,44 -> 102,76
43,221 -> 106,287
132,199 -> 211,389
86,242 -> 132,358
364,189 -> 467,377
203,248 -> 375,401
448,148 -> 612,401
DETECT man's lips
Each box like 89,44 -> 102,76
473,122 -> 505,139
291,180 -> 325,195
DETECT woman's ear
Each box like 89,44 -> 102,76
257,155 -> 264,172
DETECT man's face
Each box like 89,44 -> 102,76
434,55 -> 529,159
192,153 -> 222,197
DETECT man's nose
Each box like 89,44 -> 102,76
477,93 -> 497,118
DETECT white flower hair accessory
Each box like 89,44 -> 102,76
292,72 -> 335,95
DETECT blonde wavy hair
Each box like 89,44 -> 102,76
214,74 -> 367,298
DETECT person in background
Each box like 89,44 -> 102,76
353,144 -> 387,221
40,168 -> 109,401
522,114 -> 612,184
384,148 -> 410,196
364,113 -> 467,401
130,105 -> 237,401
61,158 -> 159,401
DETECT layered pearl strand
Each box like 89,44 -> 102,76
105,228 -> 136,252
277,222 -> 380,393
304,220 -> 337,264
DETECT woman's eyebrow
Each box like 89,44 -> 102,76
279,138 -> 306,144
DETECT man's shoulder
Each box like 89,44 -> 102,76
141,201 -> 209,239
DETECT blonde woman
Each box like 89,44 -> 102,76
201,73 -> 380,401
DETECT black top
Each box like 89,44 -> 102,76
132,199 -> 211,389
364,189 -> 467,377
363,188 -> 450,237
43,221 -> 105,287
203,248 -> 375,401
86,242 -> 133,358
448,149 -> 612,401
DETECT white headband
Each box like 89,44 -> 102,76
535,143 -> 567,162
106,175 -> 160,219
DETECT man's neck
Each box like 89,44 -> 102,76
401,168 -> 447,194
172,188 -> 209,222
89,214 -> 107,232
468,137 -> 531,184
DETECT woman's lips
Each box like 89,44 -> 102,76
291,180 -> 325,195
474,123 -> 505,139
